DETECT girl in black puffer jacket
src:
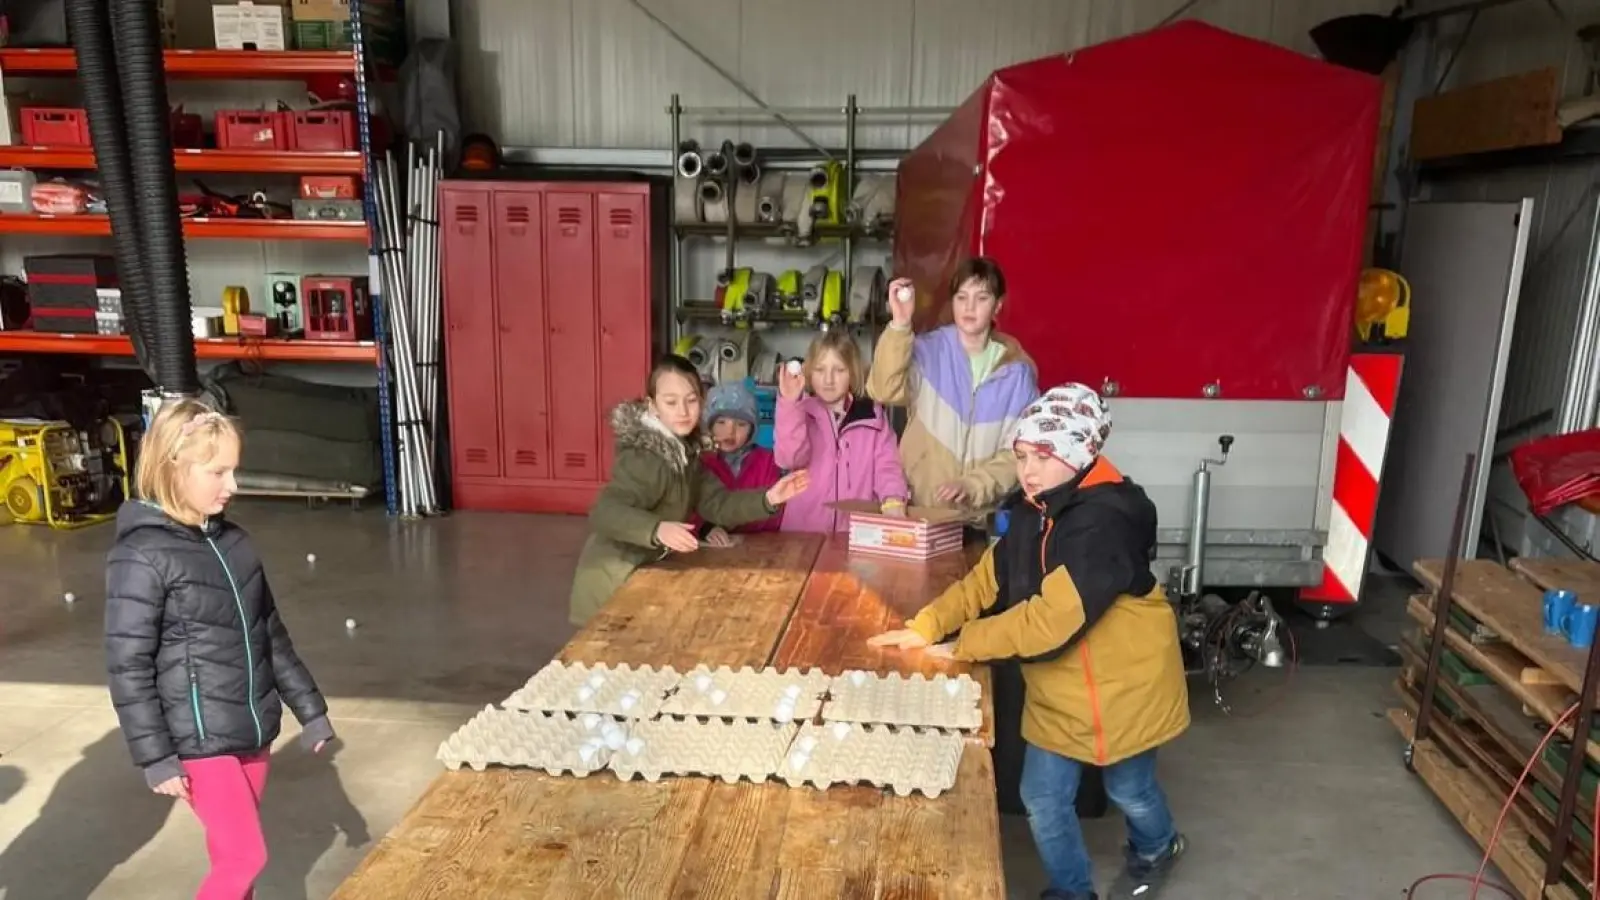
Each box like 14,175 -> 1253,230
105,399 -> 333,900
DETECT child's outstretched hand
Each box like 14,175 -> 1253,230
153,775 -> 190,801
868,628 -> 929,650
655,522 -> 699,553
766,470 -> 810,507
777,360 -> 806,401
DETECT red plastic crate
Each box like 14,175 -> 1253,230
289,111 -> 355,152
21,108 -> 90,147
214,111 -> 290,150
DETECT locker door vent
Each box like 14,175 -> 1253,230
504,204 -> 533,226
454,204 -> 481,224
563,452 -> 589,469
514,450 -> 540,467
608,207 -> 635,228
465,448 -> 491,465
557,207 -> 585,228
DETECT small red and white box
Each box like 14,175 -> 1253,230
832,502 -> 965,561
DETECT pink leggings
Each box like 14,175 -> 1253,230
182,752 -> 270,900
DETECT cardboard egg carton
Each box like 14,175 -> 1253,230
436,706 -> 630,776
503,661 -> 682,719
658,665 -> 830,722
775,721 -> 965,798
609,717 -> 799,784
821,670 -> 983,731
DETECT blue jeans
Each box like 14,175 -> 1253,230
1019,743 -> 1178,895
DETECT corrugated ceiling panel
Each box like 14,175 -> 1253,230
456,0 -> 576,145
733,0 -> 915,150
458,0 -> 1393,149
905,0 -> 1092,147
572,0 -> 746,148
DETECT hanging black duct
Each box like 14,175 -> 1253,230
111,0 -> 199,396
65,0 -> 156,377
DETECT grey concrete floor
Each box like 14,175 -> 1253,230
0,502 -> 1486,899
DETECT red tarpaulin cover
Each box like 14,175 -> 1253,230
1510,429 -> 1600,516
894,21 -> 1381,401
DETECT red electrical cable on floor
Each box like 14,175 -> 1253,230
1404,703 -> 1581,899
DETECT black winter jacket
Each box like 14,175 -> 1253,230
105,501 -> 332,788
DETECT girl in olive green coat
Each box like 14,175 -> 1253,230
568,356 -> 810,625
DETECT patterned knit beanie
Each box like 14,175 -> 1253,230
1011,383 -> 1113,471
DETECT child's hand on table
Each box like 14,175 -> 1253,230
868,628 -> 929,650
766,470 -> 810,506
924,642 -> 956,660
655,522 -> 700,553
705,527 -> 735,548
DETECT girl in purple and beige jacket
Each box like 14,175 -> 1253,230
774,331 -> 910,533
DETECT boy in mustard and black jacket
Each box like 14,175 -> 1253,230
872,383 -> 1188,900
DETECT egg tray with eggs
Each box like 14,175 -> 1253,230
436,705 -> 630,776
658,665 -> 831,722
502,661 -> 684,719
776,721 -> 965,799
820,670 -> 984,732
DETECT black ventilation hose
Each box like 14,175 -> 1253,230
110,0 -> 198,396
65,0 -> 156,377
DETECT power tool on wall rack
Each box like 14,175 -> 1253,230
0,417 -> 132,529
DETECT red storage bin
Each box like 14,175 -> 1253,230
214,111 -> 290,150
289,111 -> 356,152
21,108 -> 90,147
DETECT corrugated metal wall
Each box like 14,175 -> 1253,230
1414,0 -> 1600,555
452,0 -> 1395,151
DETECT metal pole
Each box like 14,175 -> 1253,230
1546,608 -> 1600,884
626,0 -> 835,161
1410,453 -> 1479,757
351,0 -> 400,515
669,94 -> 684,342
843,94 -> 856,316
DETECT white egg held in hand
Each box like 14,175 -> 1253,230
786,359 -> 803,376
896,285 -> 912,303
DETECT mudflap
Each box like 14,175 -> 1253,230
991,660 -> 1108,819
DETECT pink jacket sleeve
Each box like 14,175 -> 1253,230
773,396 -> 812,471
873,410 -> 911,503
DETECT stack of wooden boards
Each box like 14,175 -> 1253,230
1392,556 -> 1600,900
436,662 -> 983,798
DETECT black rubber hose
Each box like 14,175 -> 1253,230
110,0 -> 197,396
65,0 -> 156,377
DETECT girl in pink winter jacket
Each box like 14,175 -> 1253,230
775,331 -> 910,533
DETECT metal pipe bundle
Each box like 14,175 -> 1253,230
373,139 -> 445,516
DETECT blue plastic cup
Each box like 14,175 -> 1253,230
1545,589 -> 1577,635
1565,603 -> 1600,650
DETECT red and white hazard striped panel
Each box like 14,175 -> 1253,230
1301,352 -> 1404,605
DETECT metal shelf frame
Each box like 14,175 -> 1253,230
664,95 -> 946,347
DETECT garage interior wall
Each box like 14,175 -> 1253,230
450,0 -> 1398,151
1416,1 -> 1600,558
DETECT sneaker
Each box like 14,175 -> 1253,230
1107,834 -> 1186,898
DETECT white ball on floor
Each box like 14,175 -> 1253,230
63,592 -> 76,604
306,553 -> 318,563
344,618 -> 357,630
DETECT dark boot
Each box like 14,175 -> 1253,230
1106,833 -> 1186,899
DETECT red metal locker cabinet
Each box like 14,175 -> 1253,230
595,190 -> 651,480
492,191 -> 553,482
439,187 -> 501,479
544,192 -> 601,483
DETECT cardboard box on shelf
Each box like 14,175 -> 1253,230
289,0 -> 398,24
829,502 -> 966,561
212,1 -> 288,51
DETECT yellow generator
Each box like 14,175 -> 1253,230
0,418 -> 130,529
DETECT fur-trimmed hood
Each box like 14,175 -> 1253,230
610,400 -> 710,471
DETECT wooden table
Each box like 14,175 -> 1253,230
331,534 -> 1006,899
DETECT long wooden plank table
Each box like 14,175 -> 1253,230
331,534 -> 1005,899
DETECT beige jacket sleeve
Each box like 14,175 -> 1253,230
866,325 -> 916,407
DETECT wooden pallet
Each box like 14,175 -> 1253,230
1399,556 -> 1600,899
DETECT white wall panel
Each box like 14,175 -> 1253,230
459,0 -> 1400,150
